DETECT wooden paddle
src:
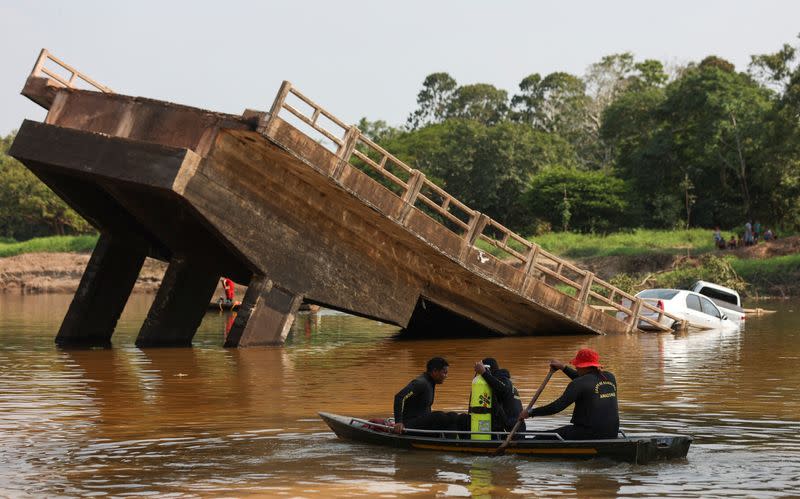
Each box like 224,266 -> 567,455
495,367 -> 556,455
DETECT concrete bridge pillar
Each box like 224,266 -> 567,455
56,233 -> 146,348
224,275 -> 302,347
135,257 -> 219,347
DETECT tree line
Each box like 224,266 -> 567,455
361,37 -> 800,235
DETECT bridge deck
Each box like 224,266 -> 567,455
8,49 -> 680,347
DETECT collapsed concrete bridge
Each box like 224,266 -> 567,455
9,49 -> 679,348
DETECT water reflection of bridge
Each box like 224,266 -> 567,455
10,49 -> 679,348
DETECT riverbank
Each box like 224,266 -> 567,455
489,229 -> 800,299
575,235 -> 800,299
0,252 -> 166,294
1,233 -> 799,298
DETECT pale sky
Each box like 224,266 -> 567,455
2,0 -> 799,136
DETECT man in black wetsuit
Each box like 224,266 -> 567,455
392,357 -> 467,434
518,348 -> 619,440
474,357 -> 525,434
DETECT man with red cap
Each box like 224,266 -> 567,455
518,348 -> 619,440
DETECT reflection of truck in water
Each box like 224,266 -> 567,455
690,281 -> 745,323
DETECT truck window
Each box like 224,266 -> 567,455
699,296 -> 721,318
686,294 -> 702,312
697,287 -> 738,305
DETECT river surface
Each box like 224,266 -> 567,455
0,294 -> 799,498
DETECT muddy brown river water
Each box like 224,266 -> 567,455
1,294 -> 799,497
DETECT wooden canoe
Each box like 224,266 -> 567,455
319,412 -> 691,464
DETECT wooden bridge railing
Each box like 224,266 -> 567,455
258,80 -> 683,333
29,49 -> 113,94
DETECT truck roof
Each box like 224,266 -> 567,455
691,280 -> 740,296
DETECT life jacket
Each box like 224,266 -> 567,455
469,374 -> 492,440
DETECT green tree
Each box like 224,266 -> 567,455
559,187 -> 572,232
749,35 -> 800,229
601,86 -> 670,226
629,59 -> 669,91
0,132 -> 93,239
661,60 -> 772,223
585,53 -> 637,131
380,120 -> 578,230
445,83 -> 509,125
582,54 -> 670,171
356,117 -> 401,142
603,58 -> 776,228
700,55 -> 736,73
525,167 -> 629,233
406,72 -> 458,130
510,72 -> 588,134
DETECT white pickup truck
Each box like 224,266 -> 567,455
690,281 -> 746,323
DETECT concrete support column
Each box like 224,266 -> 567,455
224,275 -> 302,347
56,233 -> 146,348
135,257 -> 219,347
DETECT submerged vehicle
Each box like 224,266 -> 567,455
619,288 -> 741,331
319,412 -> 691,464
690,281 -> 745,323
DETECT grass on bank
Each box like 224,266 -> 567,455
532,228 -> 716,258
477,228 -> 717,260
732,253 -> 800,296
0,235 -> 98,258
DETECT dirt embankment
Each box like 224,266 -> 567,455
0,252 -> 167,294
3,236 -> 799,296
575,236 -> 800,281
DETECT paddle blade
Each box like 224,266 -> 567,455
494,367 -> 556,455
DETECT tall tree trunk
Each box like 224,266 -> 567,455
730,113 -> 752,218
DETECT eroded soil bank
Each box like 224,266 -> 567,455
0,252 -> 167,294
2,236 -> 799,298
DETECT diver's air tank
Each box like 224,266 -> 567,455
469,371 -> 492,440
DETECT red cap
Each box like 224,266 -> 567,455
570,348 -> 601,368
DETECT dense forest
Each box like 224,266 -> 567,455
2,37 -> 800,240
362,36 -> 800,235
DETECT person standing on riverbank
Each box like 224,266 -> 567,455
221,277 -> 235,306
744,221 -> 754,246
713,228 -> 724,249
518,348 -> 619,440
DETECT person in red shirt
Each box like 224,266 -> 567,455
221,277 -> 235,305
